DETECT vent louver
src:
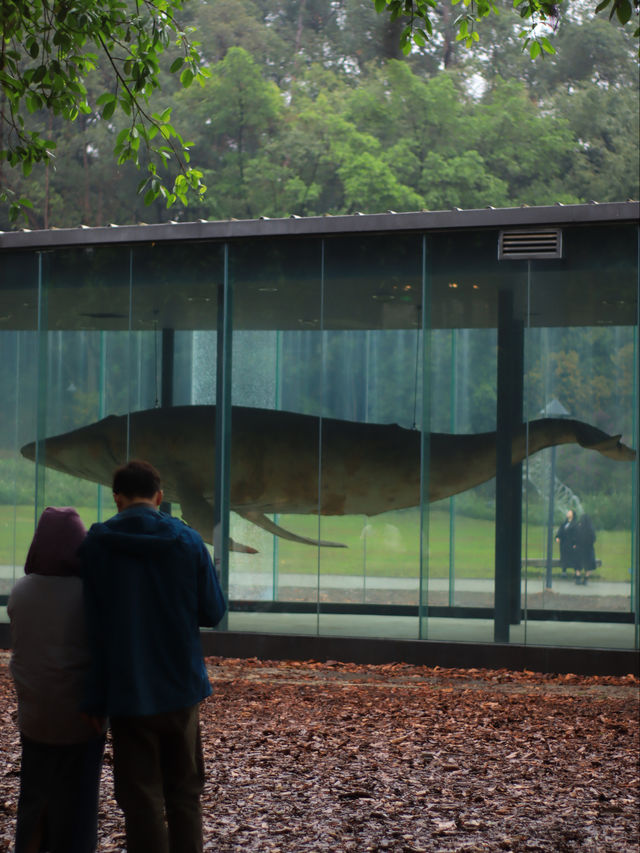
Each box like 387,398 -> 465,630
498,229 -> 563,260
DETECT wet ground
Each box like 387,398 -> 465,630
0,654 -> 638,852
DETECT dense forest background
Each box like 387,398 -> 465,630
0,0 -> 638,229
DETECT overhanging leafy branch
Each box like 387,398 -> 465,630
372,0 -> 639,56
0,0 -> 208,221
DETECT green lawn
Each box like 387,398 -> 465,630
231,508 -> 633,582
1,505 -> 634,583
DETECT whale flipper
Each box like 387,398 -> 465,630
175,479 -> 346,549
237,510 -> 347,548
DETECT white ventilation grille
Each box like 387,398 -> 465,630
498,229 -> 563,260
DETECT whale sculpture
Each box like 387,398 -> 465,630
20,406 -> 636,547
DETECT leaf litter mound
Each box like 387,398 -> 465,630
0,654 -> 638,852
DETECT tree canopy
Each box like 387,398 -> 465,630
0,0 -> 208,219
0,0 -> 638,226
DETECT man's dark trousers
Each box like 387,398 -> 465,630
110,703 -> 205,853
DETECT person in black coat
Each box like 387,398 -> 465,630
555,509 -> 579,577
575,513 -> 597,585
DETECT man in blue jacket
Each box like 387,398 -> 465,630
80,459 -> 227,853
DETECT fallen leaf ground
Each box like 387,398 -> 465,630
0,654 -> 638,852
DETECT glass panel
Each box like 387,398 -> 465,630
426,230 -> 528,644
320,233 -> 424,639
0,252 -> 39,616
30,247 -> 133,559
2,214 -> 637,656
520,224 -> 639,649
129,241 -> 222,588
229,237 -> 323,635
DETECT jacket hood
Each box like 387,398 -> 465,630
25,506 -> 87,577
86,507 -> 179,557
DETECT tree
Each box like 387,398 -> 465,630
171,47 -> 283,219
0,0 -> 208,221
2,0 -> 636,227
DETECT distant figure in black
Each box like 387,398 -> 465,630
555,509 -> 579,578
575,513 -> 597,585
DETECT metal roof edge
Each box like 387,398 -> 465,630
1,201 -> 638,251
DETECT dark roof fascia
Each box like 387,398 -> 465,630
1,202 -> 638,251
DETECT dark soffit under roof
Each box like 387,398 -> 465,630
0,203 -> 638,333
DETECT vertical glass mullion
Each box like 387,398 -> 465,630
272,330 -> 281,601
34,252 -> 48,526
448,330 -> 456,608
11,332 -> 21,582
97,330 -> 106,522
215,243 -> 232,631
522,260 -> 533,646
126,248 -> 133,460
419,234 -> 431,639
633,226 -> 639,648
316,239 -> 325,636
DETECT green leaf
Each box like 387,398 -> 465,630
159,107 -> 172,122
180,67 -> 194,87
530,39 -> 542,58
96,93 -> 116,106
26,93 -> 42,113
540,36 -> 556,54
170,57 -> 185,73
102,100 -> 116,120
615,0 -> 632,24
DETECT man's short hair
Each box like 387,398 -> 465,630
112,460 -> 162,499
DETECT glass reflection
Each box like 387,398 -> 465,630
2,218 -> 637,651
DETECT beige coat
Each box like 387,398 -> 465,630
8,574 -> 98,744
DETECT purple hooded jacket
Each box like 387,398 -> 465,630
9,507 -> 101,743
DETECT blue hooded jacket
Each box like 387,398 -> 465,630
80,505 -> 227,717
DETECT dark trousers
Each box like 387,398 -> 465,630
110,704 -> 205,853
14,733 -> 105,853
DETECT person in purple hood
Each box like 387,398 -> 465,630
8,506 -> 106,853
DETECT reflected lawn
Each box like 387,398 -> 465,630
0,506 -> 633,583
231,508 -> 633,582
